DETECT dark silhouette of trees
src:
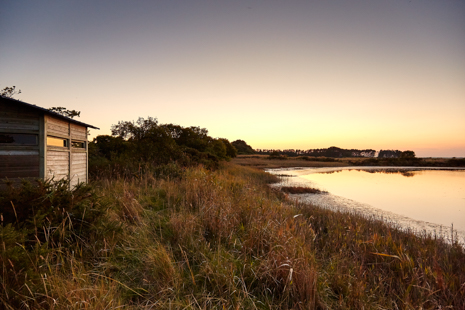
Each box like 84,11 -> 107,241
91,135 -> 127,160
248,143 -> 415,160
378,150 -> 402,158
207,139 -> 227,159
0,85 -> 21,98
111,116 -> 159,140
48,107 -> 81,118
219,138 -> 238,158
400,150 -> 416,159
91,117 -> 236,176
256,146 -> 377,158
231,140 -> 255,155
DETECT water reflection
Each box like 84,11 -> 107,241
269,167 -> 465,243
319,168 -> 450,177
356,169 -> 418,177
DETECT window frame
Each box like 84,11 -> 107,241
71,140 -> 86,149
47,136 -> 69,148
0,133 -> 39,146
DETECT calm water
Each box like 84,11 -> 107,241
270,167 -> 465,241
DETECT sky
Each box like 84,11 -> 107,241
1,0 -> 464,157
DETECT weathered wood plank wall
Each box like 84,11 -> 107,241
70,123 -> 87,140
46,116 -> 69,137
0,151 -> 40,178
45,115 -> 89,186
0,101 -> 41,185
71,152 -> 87,188
1,99 -> 92,188
0,101 -> 40,132
46,150 -> 70,181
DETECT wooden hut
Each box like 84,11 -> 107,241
0,96 -> 99,188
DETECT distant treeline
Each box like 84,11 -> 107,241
255,146 -> 412,158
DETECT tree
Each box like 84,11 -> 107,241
161,124 -> 211,152
91,135 -> 128,160
400,150 -> 416,159
1,86 -> 21,98
231,140 -> 255,155
48,106 -> 81,119
378,150 -> 402,158
106,116 -> 235,168
136,125 -> 179,163
111,116 -> 158,140
110,117 -> 180,164
219,138 -> 238,158
207,139 -> 227,160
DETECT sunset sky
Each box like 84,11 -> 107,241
1,1 -> 464,157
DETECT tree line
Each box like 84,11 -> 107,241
89,117 -> 237,177
254,147 -> 417,158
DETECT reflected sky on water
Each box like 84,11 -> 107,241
270,167 -> 465,241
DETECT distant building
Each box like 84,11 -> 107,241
0,96 -> 99,188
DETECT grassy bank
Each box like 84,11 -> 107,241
231,155 -> 348,169
1,163 -> 464,309
232,155 -> 465,169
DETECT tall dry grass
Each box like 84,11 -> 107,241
231,155 -> 347,169
1,162 -> 464,309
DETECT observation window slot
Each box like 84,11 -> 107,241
47,136 -> 68,147
0,133 -> 38,145
71,140 -> 86,149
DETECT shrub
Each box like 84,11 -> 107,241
0,178 -> 104,308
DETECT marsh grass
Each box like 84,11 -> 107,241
281,186 -> 327,194
233,155 -> 465,169
232,155 -> 347,169
297,201 -> 465,309
1,163 -> 464,309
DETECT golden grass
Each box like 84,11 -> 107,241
231,155 -> 348,169
1,162 -> 464,309
280,186 -> 327,194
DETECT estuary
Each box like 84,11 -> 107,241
270,167 -> 465,243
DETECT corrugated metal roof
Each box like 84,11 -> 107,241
1,96 -> 100,129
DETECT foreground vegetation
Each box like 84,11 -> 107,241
1,163 -> 464,309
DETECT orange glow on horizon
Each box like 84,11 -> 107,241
2,1 -> 464,157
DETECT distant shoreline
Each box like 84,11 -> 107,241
231,154 -> 465,170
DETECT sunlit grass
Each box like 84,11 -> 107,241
280,186 -> 327,194
1,163 -> 464,309
232,155 -> 348,169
